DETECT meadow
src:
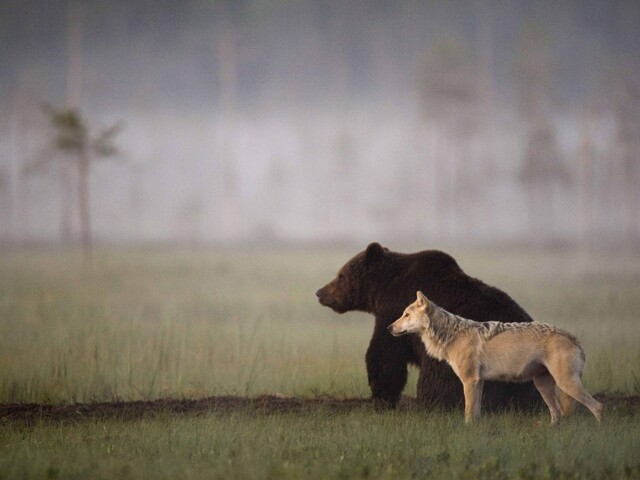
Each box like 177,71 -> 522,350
1,246 -> 640,478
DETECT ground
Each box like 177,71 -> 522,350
1,393 -> 639,425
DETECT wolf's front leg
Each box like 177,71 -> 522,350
474,380 -> 484,418
463,379 -> 481,423
365,324 -> 409,409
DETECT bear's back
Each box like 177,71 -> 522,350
390,249 -> 533,325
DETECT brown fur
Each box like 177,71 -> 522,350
390,292 -> 604,424
316,242 -> 542,410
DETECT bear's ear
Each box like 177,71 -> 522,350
365,242 -> 385,263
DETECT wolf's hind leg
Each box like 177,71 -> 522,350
557,387 -> 575,417
554,376 -> 603,423
546,345 -> 603,423
533,374 -> 562,424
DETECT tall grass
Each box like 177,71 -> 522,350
1,247 -> 639,403
1,408 -> 639,479
0,249 -> 371,403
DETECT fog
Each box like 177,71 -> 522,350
1,0 -> 639,248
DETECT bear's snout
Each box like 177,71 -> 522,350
316,288 -> 327,303
316,284 -> 350,313
316,287 -> 332,307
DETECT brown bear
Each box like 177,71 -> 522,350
316,242 -> 542,410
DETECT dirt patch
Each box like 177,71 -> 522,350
1,394 -> 637,425
0,396 -> 373,425
593,393 -> 640,415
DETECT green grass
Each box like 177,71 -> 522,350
0,249 -> 373,403
1,247 -> 639,403
2,408 -> 639,479
1,247 -> 640,479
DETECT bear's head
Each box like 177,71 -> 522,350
316,242 -> 388,314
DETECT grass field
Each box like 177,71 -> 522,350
1,246 -> 640,478
3,408 -> 640,479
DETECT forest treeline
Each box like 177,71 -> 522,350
1,1 -> 639,246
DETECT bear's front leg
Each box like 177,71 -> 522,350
417,356 -> 464,409
365,324 -> 409,409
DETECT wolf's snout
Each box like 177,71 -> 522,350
388,323 -> 407,336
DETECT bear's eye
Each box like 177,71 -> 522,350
338,274 -> 345,281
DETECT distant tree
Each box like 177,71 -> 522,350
474,3 -> 498,238
0,168 -> 8,242
7,72 -> 54,244
514,24 -> 554,120
264,155 -> 288,237
417,36 -> 478,235
514,23 -> 569,240
613,69 -> 640,245
62,1 -> 86,242
518,117 -> 570,234
179,195 -> 205,246
577,99 -> 597,250
519,119 -> 570,185
213,1 -> 244,240
418,36 -> 477,122
41,104 -> 122,255
331,131 -> 358,236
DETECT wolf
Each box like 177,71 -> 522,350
388,291 -> 603,424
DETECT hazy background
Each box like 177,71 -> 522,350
1,0 -> 639,248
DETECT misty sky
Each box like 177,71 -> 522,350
1,1 -> 639,245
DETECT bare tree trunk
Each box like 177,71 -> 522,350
15,113 -> 30,242
7,95 -> 18,244
329,15 -> 348,107
476,5 -> 495,239
67,3 -> 84,108
78,149 -> 91,256
448,122 -> 459,237
370,17 -> 396,104
59,163 -> 73,243
431,123 -> 447,239
613,69 -> 640,248
215,16 -> 240,240
578,101 -> 595,250
528,183 -> 544,243
64,2 -> 85,245
622,150 -> 639,246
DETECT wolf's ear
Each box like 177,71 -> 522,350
365,242 -> 385,263
417,291 -> 428,305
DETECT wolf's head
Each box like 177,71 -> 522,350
388,291 -> 430,336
